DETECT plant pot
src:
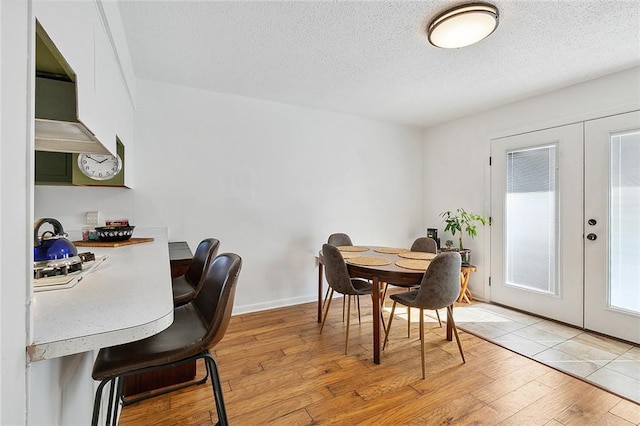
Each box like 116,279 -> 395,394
459,249 -> 471,266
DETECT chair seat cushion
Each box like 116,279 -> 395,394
92,303 -> 208,381
391,288 -> 446,310
172,275 -> 196,305
350,278 -> 372,295
390,290 -> 420,307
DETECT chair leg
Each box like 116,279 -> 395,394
420,309 -> 426,379
383,301 -> 397,350
345,295 -> 352,354
320,288 -> 334,333
356,296 -> 362,324
111,378 -> 124,426
204,352 -> 229,426
435,309 -> 442,327
105,377 -> 116,426
381,283 -> 389,309
407,306 -> 411,338
91,377 -> 113,426
380,299 -> 387,336
447,305 -> 465,363
322,285 -> 331,310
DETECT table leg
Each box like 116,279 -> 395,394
458,271 -> 472,303
317,262 -> 324,323
372,276 -> 381,364
446,304 -> 453,341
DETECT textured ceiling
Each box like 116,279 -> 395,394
117,1 -> 640,128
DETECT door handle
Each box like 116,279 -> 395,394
586,233 -> 597,241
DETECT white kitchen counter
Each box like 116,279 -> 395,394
27,227 -> 174,362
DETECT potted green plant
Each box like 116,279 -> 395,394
440,208 -> 489,265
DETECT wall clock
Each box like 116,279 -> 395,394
76,153 -> 122,180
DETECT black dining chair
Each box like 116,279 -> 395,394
91,253 -> 242,426
172,238 -> 220,307
320,243 -> 374,354
383,252 -> 465,379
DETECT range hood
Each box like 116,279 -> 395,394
34,76 -> 110,155
35,118 -> 110,154
35,21 -> 110,155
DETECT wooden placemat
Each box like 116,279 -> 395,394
337,246 -> 369,252
347,256 -> 391,266
398,251 -> 437,260
340,251 -> 362,259
73,237 -> 155,248
373,247 -> 409,254
396,259 -> 431,270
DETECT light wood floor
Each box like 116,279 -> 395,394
118,298 -> 640,425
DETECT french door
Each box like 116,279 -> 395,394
491,111 -> 640,343
490,124 -> 584,327
584,111 -> 640,343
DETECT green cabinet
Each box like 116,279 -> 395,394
35,151 -> 73,185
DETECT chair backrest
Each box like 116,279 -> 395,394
322,243 -> 358,295
328,233 -> 353,246
414,252 -> 461,310
193,253 -> 242,348
185,238 -> 220,286
410,237 -> 438,253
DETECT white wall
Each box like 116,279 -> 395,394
1,1 -> 31,424
422,66 -> 640,301
36,80 -> 424,313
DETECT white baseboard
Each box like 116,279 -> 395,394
232,294 -> 318,315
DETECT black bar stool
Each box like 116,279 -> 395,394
91,253 -> 242,426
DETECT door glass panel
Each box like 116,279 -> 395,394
610,131 -> 640,313
506,145 -> 557,294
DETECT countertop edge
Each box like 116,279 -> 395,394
27,309 -> 173,362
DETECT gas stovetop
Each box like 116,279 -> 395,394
33,252 -> 95,279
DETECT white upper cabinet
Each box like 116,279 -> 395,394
34,0 -> 135,186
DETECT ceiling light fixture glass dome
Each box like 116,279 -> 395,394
427,2 -> 499,49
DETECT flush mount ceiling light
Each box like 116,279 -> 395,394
427,2 -> 499,49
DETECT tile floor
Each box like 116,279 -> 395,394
445,301 -> 640,404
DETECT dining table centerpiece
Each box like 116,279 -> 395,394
440,208 -> 489,266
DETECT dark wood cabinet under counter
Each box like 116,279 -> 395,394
169,241 -> 193,278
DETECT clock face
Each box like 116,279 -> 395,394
77,153 -> 123,181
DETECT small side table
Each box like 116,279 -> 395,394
459,264 -> 477,303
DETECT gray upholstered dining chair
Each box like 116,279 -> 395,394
327,232 -> 353,247
383,252 -> 465,379
383,236 -> 442,333
172,238 -> 220,307
325,232 -> 365,322
320,243 -> 373,354
410,237 -> 438,253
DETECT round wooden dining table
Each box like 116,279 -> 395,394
317,246 -> 455,365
